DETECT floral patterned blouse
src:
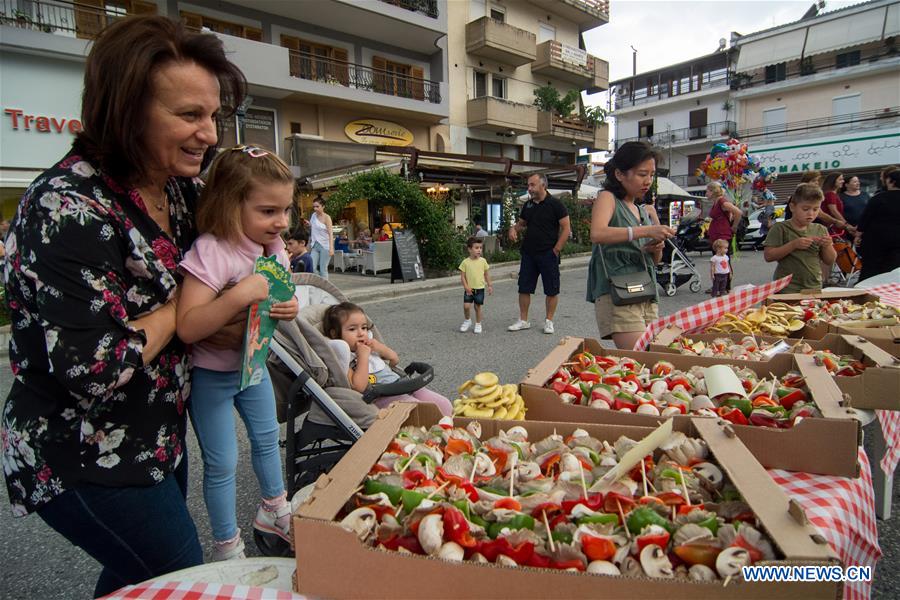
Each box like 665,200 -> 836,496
1,145 -> 198,516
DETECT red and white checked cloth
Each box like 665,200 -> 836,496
769,449 -> 882,600
864,282 -> 900,309
102,581 -> 306,600
633,275 -> 793,351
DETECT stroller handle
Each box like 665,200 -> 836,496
363,362 -> 435,403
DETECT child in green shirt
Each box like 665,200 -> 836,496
458,237 -> 493,334
763,183 -> 837,293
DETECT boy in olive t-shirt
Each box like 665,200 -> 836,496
458,237 -> 493,333
763,183 -> 837,293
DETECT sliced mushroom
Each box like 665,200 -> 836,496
590,399 -> 611,410
516,461 -> 542,481
674,523 -> 715,546
650,380 -> 669,398
692,462 -> 724,490
339,507 -> 377,541
469,552 -> 488,563
466,421 -> 482,439
417,513 -> 444,556
637,403 -> 661,416
496,554 -> 519,567
438,416 -> 454,428
620,556 -> 643,577
438,541 -> 465,561
640,544 -> 674,578
736,523 -> 776,560
560,452 -> 583,474
587,561 -> 621,576
716,547 -> 750,578
661,406 -> 682,418
571,428 -> 590,439
690,395 -> 714,411
472,453 -> 496,477
689,564 -> 718,582
505,425 -> 528,440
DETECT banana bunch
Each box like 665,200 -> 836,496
453,372 -> 526,421
706,303 -> 805,335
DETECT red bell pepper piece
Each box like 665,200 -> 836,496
562,493 -> 605,514
525,552 -> 551,569
443,506 -> 478,548
540,453 -> 562,478
667,376 -> 691,391
386,440 -> 409,456
380,534 -> 424,554
578,371 -> 601,383
741,379 -> 754,393
530,502 -> 564,520
477,538 -> 535,564
582,534 -> 617,561
551,380 -> 568,395
781,375 -> 805,388
564,383 -> 583,398
778,389 -> 807,410
716,406 -> 749,426
673,542 -> 719,568
613,393 -> 638,412
654,491 -> 686,506
549,559 -> 586,571
749,410 -> 780,428
635,529 -> 670,554
803,308 -> 815,322
444,437 -> 473,458
368,463 -> 391,475
494,497 -> 522,511
623,373 -> 644,390
602,375 -> 621,387
732,534 -> 764,562
677,503 -> 705,515
403,470 -> 429,488
575,352 -> 595,369
603,492 -> 636,516
652,361 -> 674,376
751,395 -> 777,408
594,355 -> 618,369
485,445 -> 509,472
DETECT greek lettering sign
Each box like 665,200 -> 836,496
345,119 -> 414,146
241,107 -> 277,152
754,129 -> 900,174
560,44 -> 588,66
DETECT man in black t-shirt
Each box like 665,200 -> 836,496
507,173 -> 571,334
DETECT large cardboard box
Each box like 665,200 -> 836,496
649,327 -> 900,411
766,290 -> 900,356
521,337 -> 861,477
294,403 -> 839,599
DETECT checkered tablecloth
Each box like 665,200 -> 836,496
102,581 -> 305,600
864,282 -> 900,308
769,448 -> 882,600
633,275 -> 793,351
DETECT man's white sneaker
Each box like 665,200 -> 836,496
459,319 -> 472,332
543,319 -> 555,334
473,323 -> 483,334
507,320 -> 531,331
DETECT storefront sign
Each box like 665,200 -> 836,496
240,107 -> 277,152
754,129 -> 900,173
4,108 -> 82,134
560,44 -> 588,67
344,119 -> 413,146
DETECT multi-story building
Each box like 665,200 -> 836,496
731,0 -> 900,198
608,47 -> 736,195
0,0 -> 450,228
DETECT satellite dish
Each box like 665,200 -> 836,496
718,38 -> 727,51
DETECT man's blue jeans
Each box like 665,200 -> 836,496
37,456 -> 202,597
189,367 -> 285,542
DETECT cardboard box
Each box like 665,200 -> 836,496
649,327 -> 900,411
765,290 -> 900,356
294,403 -> 839,599
521,337 -> 861,478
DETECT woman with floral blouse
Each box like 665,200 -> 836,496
1,16 -> 245,596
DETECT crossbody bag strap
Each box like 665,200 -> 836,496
596,200 -> 650,274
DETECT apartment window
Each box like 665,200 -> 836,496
473,71 -> 487,98
180,11 -> 262,41
638,119 -> 654,138
74,0 -> 157,39
538,22 -> 556,43
688,108 -> 708,139
763,107 -> 786,138
491,75 -> 507,99
282,36 -> 349,84
832,94 -> 861,117
530,148 -> 575,164
372,56 -> 426,100
490,7 -> 505,22
467,138 -> 522,160
764,62 -> 787,84
835,50 -> 861,69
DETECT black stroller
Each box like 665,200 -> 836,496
256,273 -> 434,556
673,211 -> 712,255
656,237 -> 703,297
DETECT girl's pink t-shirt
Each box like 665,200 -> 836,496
180,232 -> 290,371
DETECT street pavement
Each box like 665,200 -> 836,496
1,249 -> 896,598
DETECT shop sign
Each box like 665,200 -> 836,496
240,107 -> 277,151
560,44 -> 587,67
754,130 -> 900,174
344,119 -> 413,146
4,108 -> 82,134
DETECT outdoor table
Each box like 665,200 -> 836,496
769,448 -> 882,600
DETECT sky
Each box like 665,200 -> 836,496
582,0 -> 865,109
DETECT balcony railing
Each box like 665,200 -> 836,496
0,0 -> 129,38
614,121 -> 736,149
288,50 -> 441,104
614,71 -> 731,110
736,107 -> 900,143
732,49 -> 895,91
378,0 -> 438,18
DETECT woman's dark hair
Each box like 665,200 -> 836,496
78,15 -> 246,185
885,168 -> 900,188
322,302 -> 366,340
821,172 -> 843,193
603,141 -> 662,199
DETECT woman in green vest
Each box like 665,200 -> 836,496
588,142 -> 675,349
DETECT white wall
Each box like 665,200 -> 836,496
0,53 -> 85,171
616,95 -> 731,140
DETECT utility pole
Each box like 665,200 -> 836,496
630,45 -> 637,76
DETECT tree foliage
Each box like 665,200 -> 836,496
325,169 -> 464,272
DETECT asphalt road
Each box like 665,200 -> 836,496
1,249 -> 896,598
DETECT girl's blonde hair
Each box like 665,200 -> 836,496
197,145 -> 295,242
712,238 -> 729,252
706,182 -> 725,198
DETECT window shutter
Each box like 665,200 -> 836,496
282,36 -> 301,77
410,66 -> 425,101
332,48 -> 350,86
245,27 -> 262,42
131,1 -> 158,15
74,0 -> 105,39
180,11 -> 203,30
372,56 -> 388,93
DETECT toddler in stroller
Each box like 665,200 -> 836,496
258,274 -> 447,555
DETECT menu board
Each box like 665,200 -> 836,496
390,228 -> 425,283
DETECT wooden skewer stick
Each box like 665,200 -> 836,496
672,505 -> 677,523
723,574 -> 733,588
681,471 -> 692,507
640,458 -> 649,498
469,457 -> 479,483
579,462 -> 589,500
426,480 -> 450,500
399,452 -> 420,473
616,500 -> 631,540
543,510 -> 556,553
646,476 -> 658,493
509,453 -> 518,498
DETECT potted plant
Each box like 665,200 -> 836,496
532,85 -> 579,118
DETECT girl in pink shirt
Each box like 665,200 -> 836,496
177,146 -> 299,561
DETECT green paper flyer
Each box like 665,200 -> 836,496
239,255 -> 296,391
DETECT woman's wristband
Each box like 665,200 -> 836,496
627,226 -> 634,242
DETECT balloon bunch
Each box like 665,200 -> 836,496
752,166 -> 778,201
696,138 -> 772,195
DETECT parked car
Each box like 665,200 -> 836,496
740,205 -> 786,249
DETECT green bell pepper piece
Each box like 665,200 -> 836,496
626,506 -> 675,535
698,514 -> 719,535
401,489 -> 428,513
722,397 -> 752,418
363,479 -> 403,505
660,468 -> 684,485
575,513 -> 619,526
551,530 -> 574,544
487,514 -> 536,539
